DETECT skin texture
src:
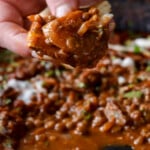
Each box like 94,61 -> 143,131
0,0 -> 101,56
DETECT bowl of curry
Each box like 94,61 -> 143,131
0,31 -> 150,150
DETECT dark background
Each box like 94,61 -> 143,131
109,0 -> 150,32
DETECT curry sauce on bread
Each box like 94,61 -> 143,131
27,1 -> 113,68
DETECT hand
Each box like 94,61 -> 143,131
0,0 -> 101,56
0,0 -> 46,56
46,0 -> 102,17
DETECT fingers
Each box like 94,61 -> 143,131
46,0 -> 102,17
0,22 -> 31,57
79,0 -> 102,8
46,0 -> 78,17
0,0 -> 30,57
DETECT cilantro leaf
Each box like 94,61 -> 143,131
146,65 -> 150,72
124,90 -> 143,99
134,45 -> 141,54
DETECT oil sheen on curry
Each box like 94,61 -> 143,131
27,1 -> 113,68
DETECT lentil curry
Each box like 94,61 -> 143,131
0,33 -> 150,150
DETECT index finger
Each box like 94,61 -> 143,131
46,0 -> 102,17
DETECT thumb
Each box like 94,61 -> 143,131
0,22 -> 31,57
46,0 -> 78,17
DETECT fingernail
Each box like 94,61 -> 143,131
56,4 -> 72,17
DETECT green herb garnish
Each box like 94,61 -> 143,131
6,67 -> 13,72
85,113 -> 92,120
146,65 -> 150,72
128,84 -> 134,88
42,81 -> 47,87
0,85 -> 4,90
134,45 -> 141,54
82,110 -> 92,120
124,90 -> 143,99
0,49 -> 16,63
55,69 -> 61,77
125,40 -> 132,46
14,107 -> 21,113
3,75 -> 8,81
11,62 -> 19,67
77,82 -> 86,88
2,139 -> 13,149
4,99 -> 12,105
111,56 -> 117,60
45,70 -> 54,77
40,61 -> 46,66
